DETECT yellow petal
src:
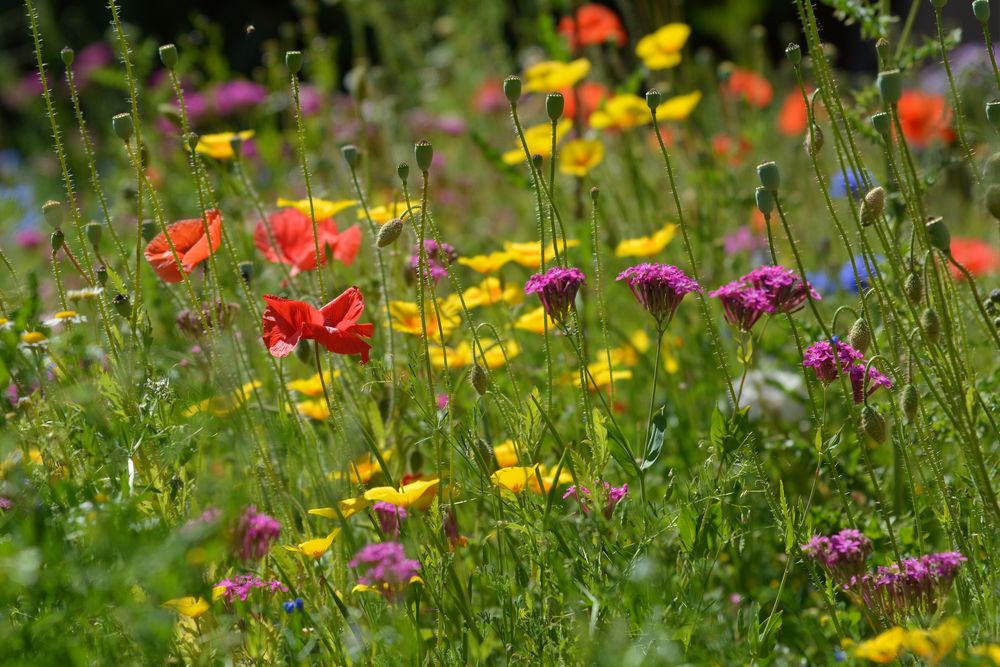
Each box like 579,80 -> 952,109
162,596 -> 211,618
458,252 -> 511,274
309,496 -> 370,520
283,529 -> 340,558
288,371 -> 340,397
277,197 -> 358,220
490,466 -> 539,494
364,478 -> 441,509
658,91 -> 702,121
615,223 -> 677,257
195,130 -> 255,160
559,139 -> 605,177
524,58 -> 591,93
514,307 -> 548,334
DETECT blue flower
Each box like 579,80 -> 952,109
294,598 -> 304,611
830,169 -> 875,199
838,256 -> 884,293
806,271 -> 834,296
283,600 -> 296,614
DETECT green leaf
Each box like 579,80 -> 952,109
640,405 -> 667,471
677,506 -> 696,552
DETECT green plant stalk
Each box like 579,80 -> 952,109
933,7 -> 979,184
589,193 -> 614,404
289,72 -> 327,302
547,119 -> 569,265
978,19 -> 1000,91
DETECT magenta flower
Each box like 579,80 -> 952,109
349,542 -> 421,597
234,505 -> 280,563
214,574 -> 288,603
802,339 -> 864,383
616,263 -> 701,328
409,240 -> 457,284
848,363 -> 893,404
525,266 -> 586,325
372,501 -> 407,538
743,265 -> 821,313
849,551 -> 966,623
563,482 -> 628,519
0,496 -> 12,512
212,80 -> 268,117
801,528 -> 872,583
708,281 -> 775,332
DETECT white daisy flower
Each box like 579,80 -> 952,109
43,310 -> 87,328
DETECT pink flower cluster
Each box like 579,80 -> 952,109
373,501 -> 407,538
801,528 -> 872,583
214,574 -> 289,603
409,240 -> 457,284
850,552 -> 967,623
802,339 -> 892,403
563,482 -> 628,519
709,265 -> 821,332
349,542 -> 421,596
616,263 -> 700,328
525,266 -> 586,324
234,505 -> 281,563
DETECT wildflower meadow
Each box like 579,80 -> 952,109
2,0 -> 1000,664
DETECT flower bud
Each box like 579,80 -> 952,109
470,363 -> 488,396
974,0 -> 991,23
285,50 -> 303,74
397,161 -> 409,184
112,293 -> 131,318
875,38 -> 891,67
141,220 -> 158,242
96,264 -> 108,286
50,229 -> 65,252
925,216 -> 950,254
545,92 -> 564,121
785,43 -> 802,65
645,89 -> 662,111
860,186 -> 886,226
755,186 -> 774,217
983,152 -> 1000,183
870,111 -> 892,137
414,140 -> 433,172
930,0 -> 948,9
860,405 -> 888,444
986,185 -> 1000,221
158,43 -> 178,69
756,161 -> 780,192
590,187 -> 599,202
987,100 -> 1000,128
186,132 -> 200,153
904,273 -> 923,304
532,154 -> 543,170
42,200 -> 62,229
503,75 -> 521,104
238,261 -> 253,285
900,384 -> 919,421
804,124 -> 824,156
60,46 -> 74,67
341,144 -> 360,168
85,221 -> 102,247
377,218 -> 404,247
877,69 -> 902,106
112,113 -> 133,141
848,318 -> 872,354
921,308 -> 941,344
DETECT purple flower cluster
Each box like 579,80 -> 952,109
709,281 -> 775,332
234,505 -> 281,563
525,266 -> 586,324
802,339 -> 892,403
349,542 -> 421,597
801,528 -> 872,583
616,264 -> 701,328
743,265 -> 822,314
214,574 -> 289,603
213,80 -> 269,117
409,240 -> 457,284
373,501 -> 407,538
182,507 -> 221,533
851,552 -> 967,623
563,482 -> 628,519
0,496 -> 12,512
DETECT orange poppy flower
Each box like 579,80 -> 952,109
562,82 -> 610,123
777,90 -> 808,136
897,90 -> 953,148
948,237 -> 998,280
254,208 -> 361,277
144,209 -> 222,283
261,287 -> 373,362
712,133 -> 751,166
723,68 -> 773,108
558,4 -> 627,49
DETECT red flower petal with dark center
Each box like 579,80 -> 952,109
254,208 -> 361,276
261,288 -> 373,362
144,209 -> 223,283
261,295 -> 321,358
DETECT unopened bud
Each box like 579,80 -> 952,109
904,273 -> 924,304
186,132 -> 200,153
42,200 -> 62,229
470,364 -> 489,396
112,293 -> 131,318
755,186 -> 774,217
590,187 -> 599,202
804,124 -> 824,156
503,76 -> 521,104
925,216 -> 950,254
238,261 -> 253,285
921,308 -> 941,344
860,405 -> 888,444
60,46 -> 74,67
50,229 -> 65,252
877,69 -> 902,106
112,113 -> 133,141
645,89 -> 662,111
96,264 -> 108,286
85,221 -> 102,247
546,93 -> 564,121
987,100 -> 1000,127
341,144 -> 360,168
860,186 -> 886,226
158,43 -> 178,69
785,43 -> 802,65
756,161 -> 781,192
848,318 -> 872,354
397,161 -> 409,184
900,384 -> 919,421
377,218 -> 404,247
870,111 -> 892,137
414,140 -> 433,171
141,220 -> 158,242
974,0 -> 991,23
285,50 -> 302,74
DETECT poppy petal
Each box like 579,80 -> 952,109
261,295 -> 321,357
332,225 -> 363,266
319,286 -> 366,326
180,209 -> 223,272
306,324 -> 372,364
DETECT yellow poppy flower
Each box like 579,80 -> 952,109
309,496 -> 370,521
854,627 -> 908,663
428,342 -> 473,369
590,94 -> 652,130
523,58 -> 591,93
195,130 -> 255,160
636,23 -> 691,70
287,371 -> 341,397
459,277 -> 523,309
503,239 -> 580,268
389,300 -> 461,340
905,619 -> 960,663
162,596 -> 211,618
352,575 -> 423,594
493,440 -> 522,468
559,139 -> 605,177
514,306 -> 548,334
566,362 -> 632,389
364,202 -> 406,225
283,529 -> 340,558
183,381 -> 261,418
328,450 -> 393,483
457,251 -> 512,274
297,399 -> 329,421
363,478 -> 440,510
536,465 -> 573,493
491,465 -> 539,494
502,119 -> 573,165
276,197 -> 358,220
429,338 -> 520,370
971,644 -> 1000,664
658,91 -> 702,121
616,224 -> 678,257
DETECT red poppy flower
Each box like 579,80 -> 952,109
948,237 -> 998,280
562,82 -> 610,123
897,90 -> 954,148
712,133 -> 751,166
558,4 -> 627,49
254,208 -> 362,277
261,287 -> 373,362
473,78 -> 507,114
144,209 -> 223,283
777,90 -> 808,136
723,68 -> 773,108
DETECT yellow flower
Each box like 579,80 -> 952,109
389,300 -> 461,340
428,342 -> 473,369
353,576 -> 423,594
590,94 -> 652,130
43,310 -> 86,327
195,130 -> 255,160
503,239 -> 580,268
20,331 -> 47,346
523,58 -> 591,93
972,644 -> 1000,665
283,529 -> 340,558
905,619 -> 960,664
363,202 -> 406,225
364,478 -> 440,510
493,440 -> 522,468
1,448 -> 44,479
310,496 -> 370,521
457,251 -> 512,274
854,627 -> 908,663
276,197 -> 358,220
429,338 -> 520,370
328,450 -> 393,483
636,23 -> 691,70
162,596 -> 211,618
183,381 -> 261,418
658,91 -> 702,121
296,399 -> 329,421
287,371 -> 341,397
491,465 -> 539,494
514,306 -> 548,334
502,119 -> 573,165
615,223 -> 678,257
458,277 -> 523,309
566,362 -> 632,389
559,139 -> 605,177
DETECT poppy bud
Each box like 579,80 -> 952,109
848,318 -> 871,354
986,185 -> 1000,222
532,154 -> 543,170
503,75 -> 521,104
925,216 -> 950,254
645,89 -> 662,111
238,261 -> 253,285
341,144 -> 360,168
875,38 -> 891,67
96,264 -> 108,286
987,100 -> 1000,128
785,43 -> 802,65
141,220 -> 158,242
930,0 -> 948,8
900,384 -> 919,421
414,140 -> 433,172
877,69 -> 902,106
112,293 -> 131,318
984,152 -> 1000,183
377,218 -> 404,247
475,438 -> 497,471
860,186 -> 886,226
85,221 -> 102,247
186,132 -> 200,154
590,187 -> 600,202
904,273 -> 923,304
50,229 -> 65,252
804,124 -> 824,156
755,186 -> 774,217
756,161 -> 780,193
870,111 -> 892,137
297,340 -> 312,364
470,363 -> 488,396
42,200 -> 62,229
112,113 -> 133,142
60,46 -> 74,67
546,92 -> 564,121
158,43 -> 178,69
860,405 -> 888,444
397,161 -> 409,184
285,50 -> 303,74
921,308 -> 941,344
974,0 -> 991,22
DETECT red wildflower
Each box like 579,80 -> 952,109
948,237 -> 998,280
562,82 -> 610,123
724,68 -> 773,108
473,78 -> 507,114
558,4 -> 627,49
897,90 -> 954,148
712,133 -> 752,166
777,90 -> 808,136
261,287 -> 373,362
144,209 -> 223,283
254,208 -> 362,277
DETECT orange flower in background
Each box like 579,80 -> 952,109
558,4 -> 627,49
254,208 -> 362,276
897,90 -> 953,147
144,209 -> 222,283
948,237 -> 998,280
261,288 -> 373,362
562,82 -> 610,123
712,133 -> 752,166
724,68 -> 773,108
777,90 -> 808,136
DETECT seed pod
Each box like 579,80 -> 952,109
590,187 -> 600,202
112,113 -> 133,141
860,186 -> 886,226
974,0 -> 992,23
186,132 -> 200,154
904,273 -> 923,304
96,264 -> 108,286
990,288 -> 1000,305
158,44 -> 178,69
756,161 -> 781,193
60,47 -> 75,67
470,363 -> 488,396
42,200 -> 62,229
900,384 -> 919,421
848,318 -> 872,354
925,217 -> 951,254
921,308 -> 941,344
85,221 -> 102,247
645,89 -> 662,110
238,261 -> 253,286
377,218 -> 404,247
785,43 -> 802,65
414,140 -> 433,172
930,0 -> 948,9
112,293 -> 131,318
875,38 -> 891,67
397,162 -> 410,184
50,229 -> 65,252
285,50 -> 303,74
804,124 -> 824,156
502,75 -> 521,104
341,144 -> 360,168
876,69 -> 902,106
987,100 -> 1000,128
860,405 -> 888,444
546,93 -> 564,121
984,153 -> 1000,183
755,186 -> 774,217
870,111 -> 892,137
986,185 -> 1000,222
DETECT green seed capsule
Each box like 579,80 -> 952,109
112,113 -> 133,142
96,265 -> 108,286
974,0 -> 991,23
42,200 -> 62,229
590,187 -> 600,202
470,364 -> 488,396
112,293 -> 131,318
377,218 -> 404,247
925,217 -> 951,254
645,89 -> 662,110
546,93 -> 564,121
60,47 -> 75,67
860,405 -> 888,444
785,43 -> 802,65
285,50 -> 303,74
756,161 -> 781,192
85,221 -> 102,247
987,100 -> 1000,128
860,186 -> 886,227
50,229 -> 65,252
877,69 -> 902,105
904,273 -> 923,304
397,161 -> 409,184
297,339 -> 312,364
930,0 -> 948,10
158,43 -> 178,69
755,186 -> 774,217
503,76 -> 521,104
341,144 -> 360,168
900,384 -> 919,421
871,111 -> 892,137
414,140 -> 433,171
141,220 -> 158,242
986,185 -> 1000,222
921,308 -> 941,344
848,318 -> 872,354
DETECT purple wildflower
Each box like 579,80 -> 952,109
563,482 -> 628,519
0,496 -> 12,512
801,528 -> 872,583
616,263 -> 701,328
709,281 -> 775,332
234,505 -> 280,563
442,508 -> 465,550
802,339 -> 864,383
743,265 -> 821,313
848,364 -> 893,404
849,551 -> 966,623
525,266 -> 586,324
373,501 -> 407,538
409,240 -> 457,284
349,542 -> 421,597
212,80 -> 268,117
214,574 -> 288,603
182,507 -> 221,533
